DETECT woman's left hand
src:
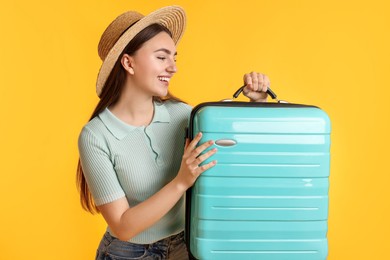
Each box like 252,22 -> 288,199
242,72 -> 270,102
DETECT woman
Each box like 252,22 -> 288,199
77,6 -> 270,260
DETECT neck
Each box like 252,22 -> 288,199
109,81 -> 155,127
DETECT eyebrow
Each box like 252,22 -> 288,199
154,48 -> 177,56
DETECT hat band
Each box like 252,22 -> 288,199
118,19 -> 141,40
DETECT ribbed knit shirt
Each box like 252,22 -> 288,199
78,100 -> 192,244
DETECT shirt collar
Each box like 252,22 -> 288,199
151,100 -> 170,124
99,101 -> 171,140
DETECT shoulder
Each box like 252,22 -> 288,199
78,116 -> 108,148
80,115 -> 105,135
162,100 -> 192,119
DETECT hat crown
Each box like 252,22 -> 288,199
98,11 -> 144,61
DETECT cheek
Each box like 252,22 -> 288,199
139,58 -> 160,75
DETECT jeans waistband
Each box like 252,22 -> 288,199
103,230 -> 184,247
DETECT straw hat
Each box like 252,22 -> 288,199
96,6 -> 186,97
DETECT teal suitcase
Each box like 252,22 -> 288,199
185,88 -> 331,260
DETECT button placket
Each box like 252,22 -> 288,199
144,126 -> 163,165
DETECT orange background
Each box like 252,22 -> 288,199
1,0 -> 389,259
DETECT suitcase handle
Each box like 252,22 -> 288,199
233,85 -> 278,100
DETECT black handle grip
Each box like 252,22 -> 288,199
233,85 -> 277,100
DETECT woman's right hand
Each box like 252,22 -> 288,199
174,132 -> 217,192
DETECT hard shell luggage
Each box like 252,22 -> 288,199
185,87 -> 331,260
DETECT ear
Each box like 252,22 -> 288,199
121,54 -> 135,75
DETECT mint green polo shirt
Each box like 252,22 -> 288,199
78,100 -> 192,244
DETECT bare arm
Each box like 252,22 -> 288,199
98,132 -> 217,241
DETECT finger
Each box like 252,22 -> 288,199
195,147 -> 217,164
190,160 -> 217,176
250,71 -> 259,91
243,74 -> 253,90
256,73 -> 264,92
258,73 -> 267,93
186,132 -> 203,153
264,74 -> 270,92
242,85 -> 251,95
191,140 -> 214,158
184,138 -> 190,149
260,74 -> 268,93
196,160 -> 217,174
262,74 -> 268,93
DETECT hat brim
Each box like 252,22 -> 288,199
96,6 -> 186,97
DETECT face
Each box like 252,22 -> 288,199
125,32 -> 177,97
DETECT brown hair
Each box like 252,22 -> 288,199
77,23 -> 184,214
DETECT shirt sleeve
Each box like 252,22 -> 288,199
78,126 -> 125,206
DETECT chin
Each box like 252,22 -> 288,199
155,89 -> 168,97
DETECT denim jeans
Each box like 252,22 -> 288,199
95,231 -> 189,260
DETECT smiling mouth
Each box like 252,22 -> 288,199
158,76 -> 171,82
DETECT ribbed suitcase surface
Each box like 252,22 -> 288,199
186,102 -> 331,260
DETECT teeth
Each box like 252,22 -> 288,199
158,77 -> 170,82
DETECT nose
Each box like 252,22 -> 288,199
167,60 -> 177,74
